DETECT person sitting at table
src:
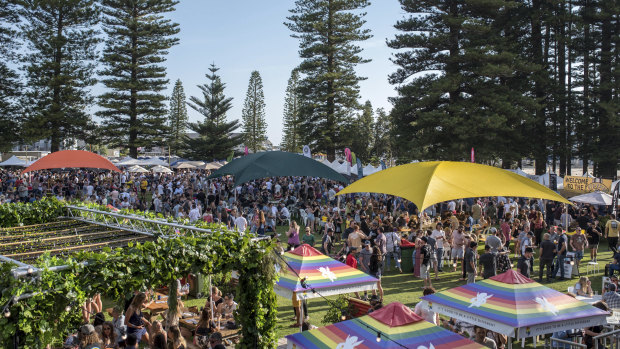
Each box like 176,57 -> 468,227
205,286 -> 224,311
194,309 -> 217,349
208,332 -> 223,348
124,292 -> 151,344
149,320 -> 166,348
584,301 -> 609,349
169,325 -> 186,349
575,276 -> 594,297
217,294 -> 237,323
603,283 -> 620,310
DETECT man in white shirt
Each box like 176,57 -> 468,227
188,203 -> 201,222
431,223 -> 446,271
234,211 -> 248,232
279,205 -> 290,224
447,201 -> 456,212
86,183 -> 94,196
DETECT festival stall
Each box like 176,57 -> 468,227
126,165 -> 149,173
0,156 -> 28,167
422,270 -> 609,347
286,302 -> 485,349
275,244 -> 377,300
569,191 -> 613,206
151,165 -> 173,173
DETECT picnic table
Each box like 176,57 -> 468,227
146,292 -> 169,316
179,316 -> 241,344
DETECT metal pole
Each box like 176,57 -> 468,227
208,275 -> 213,321
298,294 -> 303,333
507,336 -> 512,349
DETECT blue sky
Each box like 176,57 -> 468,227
146,1 -> 404,145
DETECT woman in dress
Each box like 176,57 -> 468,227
124,292 -> 151,343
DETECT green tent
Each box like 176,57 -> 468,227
208,151 -> 348,185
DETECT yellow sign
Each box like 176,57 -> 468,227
563,176 -> 613,193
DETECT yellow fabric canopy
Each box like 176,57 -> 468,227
337,161 -> 570,210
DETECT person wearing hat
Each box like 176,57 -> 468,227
485,227 -> 502,253
517,247 -> 534,278
78,324 -> 103,349
418,236 -> 432,288
603,283 -> 620,310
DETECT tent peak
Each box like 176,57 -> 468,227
289,244 -> 323,257
490,269 -> 535,284
369,302 -> 423,327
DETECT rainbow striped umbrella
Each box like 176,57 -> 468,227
275,244 -> 377,300
286,302 -> 485,349
422,270 -> 609,339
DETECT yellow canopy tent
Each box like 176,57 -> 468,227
336,161 -> 570,210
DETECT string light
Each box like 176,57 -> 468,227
2,307 -> 10,318
376,331 -> 381,342
26,267 -> 34,275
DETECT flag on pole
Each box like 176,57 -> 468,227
227,151 -> 234,162
351,152 -> 356,166
344,148 -> 351,164
302,145 -> 311,158
380,160 -> 386,170
356,158 -> 363,178
244,146 -> 248,155
471,147 -> 475,163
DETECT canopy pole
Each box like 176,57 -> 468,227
208,275 -> 213,321
507,337 -> 512,349
299,294 -> 304,333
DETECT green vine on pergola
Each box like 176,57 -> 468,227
0,199 -> 281,349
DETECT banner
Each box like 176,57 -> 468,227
564,176 -> 613,193
471,147 -> 475,163
351,152 -> 356,166
380,160 -> 386,170
244,146 -> 248,155
302,145 -> 311,158
227,151 -> 234,162
344,148 -> 351,164
549,173 -> 558,191
356,158 -> 363,178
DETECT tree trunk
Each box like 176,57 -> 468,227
557,0 -> 567,177
326,0 -> 335,162
597,4 -> 615,178
532,0 -> 547,175
582,0 -> 590,175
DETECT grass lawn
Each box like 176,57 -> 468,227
103,223 -> 613,348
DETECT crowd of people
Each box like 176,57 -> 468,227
2,167 -> 619,349
65,284 -> 236,349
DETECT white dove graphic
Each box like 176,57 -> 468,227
469,292 -> 493,308
318,266 -> 337,282
417,343 -> 436,349
335,335 -> 364,349
535,296 -> 559,315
